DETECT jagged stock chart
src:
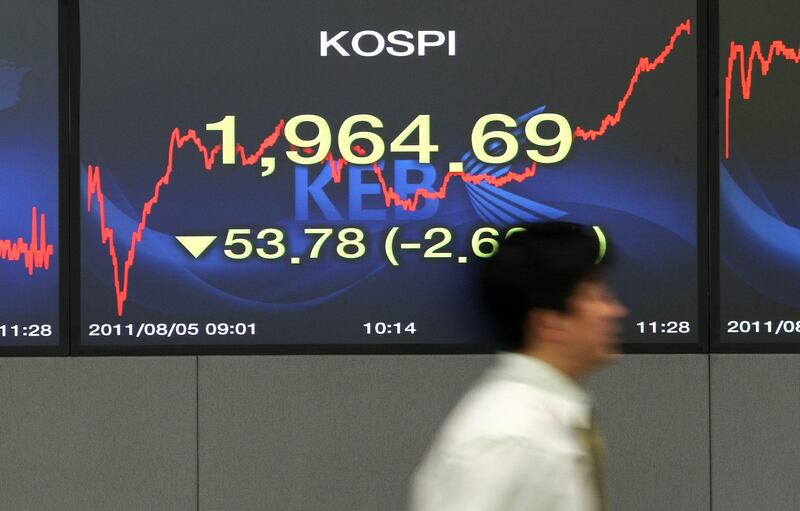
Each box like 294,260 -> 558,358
79,0 -> 699,349
0,0 -> 60,348
719,0 -> 800,344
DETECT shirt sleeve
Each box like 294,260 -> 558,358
410,437 -> 574,511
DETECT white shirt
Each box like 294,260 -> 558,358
409,353 -> 601,511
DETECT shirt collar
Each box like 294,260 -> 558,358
493,352 -> 594,429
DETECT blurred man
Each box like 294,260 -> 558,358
409,222 -> 628,511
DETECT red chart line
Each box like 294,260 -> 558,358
0,207 -> 55,275
724,40 -> 800,159
87,19 -> 692,316
88,124 -> 538,316
322,152 -> 538,212
87,122 -> 285,316
574,18 -> 692,141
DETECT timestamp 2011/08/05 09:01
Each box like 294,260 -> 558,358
87,322 -> 257,338
726,320 -> 800,335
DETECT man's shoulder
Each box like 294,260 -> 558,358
435,376 -> 567,450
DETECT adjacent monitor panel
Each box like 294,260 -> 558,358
719,0 -> 800,347
78,0 -> 700,351
0,0 -> 61,350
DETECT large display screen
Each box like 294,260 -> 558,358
0,0 -> 60,348
78,0 -> 700,349
719,0 -> 800,344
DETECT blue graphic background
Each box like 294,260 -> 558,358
80,0 -> 698,346
719,0 -> 800,343
0,1 -> 60,346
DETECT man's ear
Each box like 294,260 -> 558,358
528,308 -> 569,344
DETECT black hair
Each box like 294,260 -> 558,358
479,221 -> 612,351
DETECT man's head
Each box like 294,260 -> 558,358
480,222 -> 628,374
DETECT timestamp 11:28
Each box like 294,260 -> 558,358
636,321 -> 691,334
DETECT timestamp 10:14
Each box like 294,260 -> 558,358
363,322 -> 416,335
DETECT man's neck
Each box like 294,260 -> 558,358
518,346 -> 587,383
